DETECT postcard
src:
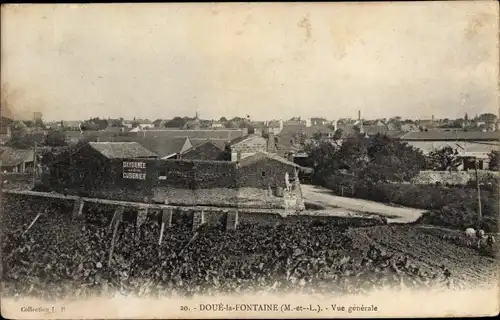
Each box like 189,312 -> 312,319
1,2 -> 499,319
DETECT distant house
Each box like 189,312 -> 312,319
0,146 -> 35,173
184,113 -> 201,130
122,120 -> 135,128
250,121 -> 266,136
129,128 -> 248,141
399,131 -> 499,170
136,119 -> 154,130
400,123 -> 419,132
153,119 -> 167,128
284,117 -> 307,127
416,119 -> 438,130
123,119 -> 154,129
210,121 -> 225,129
264,120 -> 283,135
310,118 -> 328,126
363,125 -> 389,136
181,140 -> 227,161
474,121 -> 497,132
61,121 -> 81,130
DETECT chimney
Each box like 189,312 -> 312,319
267,132 -> 277,153
358,110 -> 361,121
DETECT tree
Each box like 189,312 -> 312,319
44,130 -> 68,147
304,133 -> 368,185
478,113 -> 497,122
86,117 -> 108,131
109,119 -> 124,127
364,134 -> 426,183
164,117 -> 186,128
488,150 -> 499,171
304,133 -> 425,188
332,128 -> 343,141
427,146 -> 462,171
312,131 -> 323,140
5,132 -> 37,149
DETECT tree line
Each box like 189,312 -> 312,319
303,132 -> 499,190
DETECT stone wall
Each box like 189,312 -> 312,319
153,187 -> 299,209
412,170 -> 500,185
231,136 -> 267,159
153,187 -> 239,206
237,158 -> 297,189
2,193 -> 386,231
158,160 -> 237,189
0,173 -> 32,190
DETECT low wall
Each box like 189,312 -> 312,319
152,187 -> 301,210
2,193 -> 384,229
412,170 -> 500,185
0,173 -> 32,190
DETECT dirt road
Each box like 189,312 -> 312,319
301,184 -> 426,223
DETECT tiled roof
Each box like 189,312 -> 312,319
406,141 -> 499,155
228,134 -> 263,146
238,152 -> 300,168
88,142 -> 158,159
399,131 -> 499,141
267,120 -> 281,128
189,138 -> 228,151
136,137 -> 189,158
385,131 -> 407,139
132,129 -> 246,141
0,147 -> 34,167
363,125 -> 389,135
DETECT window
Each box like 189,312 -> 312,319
158,169 -> 167,180
261,170 -> 266,177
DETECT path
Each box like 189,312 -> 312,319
301,184 -> 426,223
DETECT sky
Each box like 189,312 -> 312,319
1,2 -> 499,121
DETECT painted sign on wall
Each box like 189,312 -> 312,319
123,161 -> 147,180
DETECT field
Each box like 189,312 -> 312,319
1,194 -> 498,301
347,225 -> 499,288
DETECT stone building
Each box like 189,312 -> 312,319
181,140 -> 227,161
229,133 -> 277,161
43,143 -> 305,211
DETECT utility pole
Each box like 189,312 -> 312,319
0,159 -> 2,280
475,158 -> 482,219
32,141 -> 37,189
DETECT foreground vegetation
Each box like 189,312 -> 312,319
2,196 -> 469,300
304,133 -> 499,232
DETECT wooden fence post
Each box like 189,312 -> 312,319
226,210 -> 239,231
108,207 -> 123,266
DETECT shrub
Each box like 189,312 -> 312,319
332,182 -> 499,232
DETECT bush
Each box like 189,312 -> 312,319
331,182 -> 499,232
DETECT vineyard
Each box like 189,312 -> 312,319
1,195 -> 498,301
